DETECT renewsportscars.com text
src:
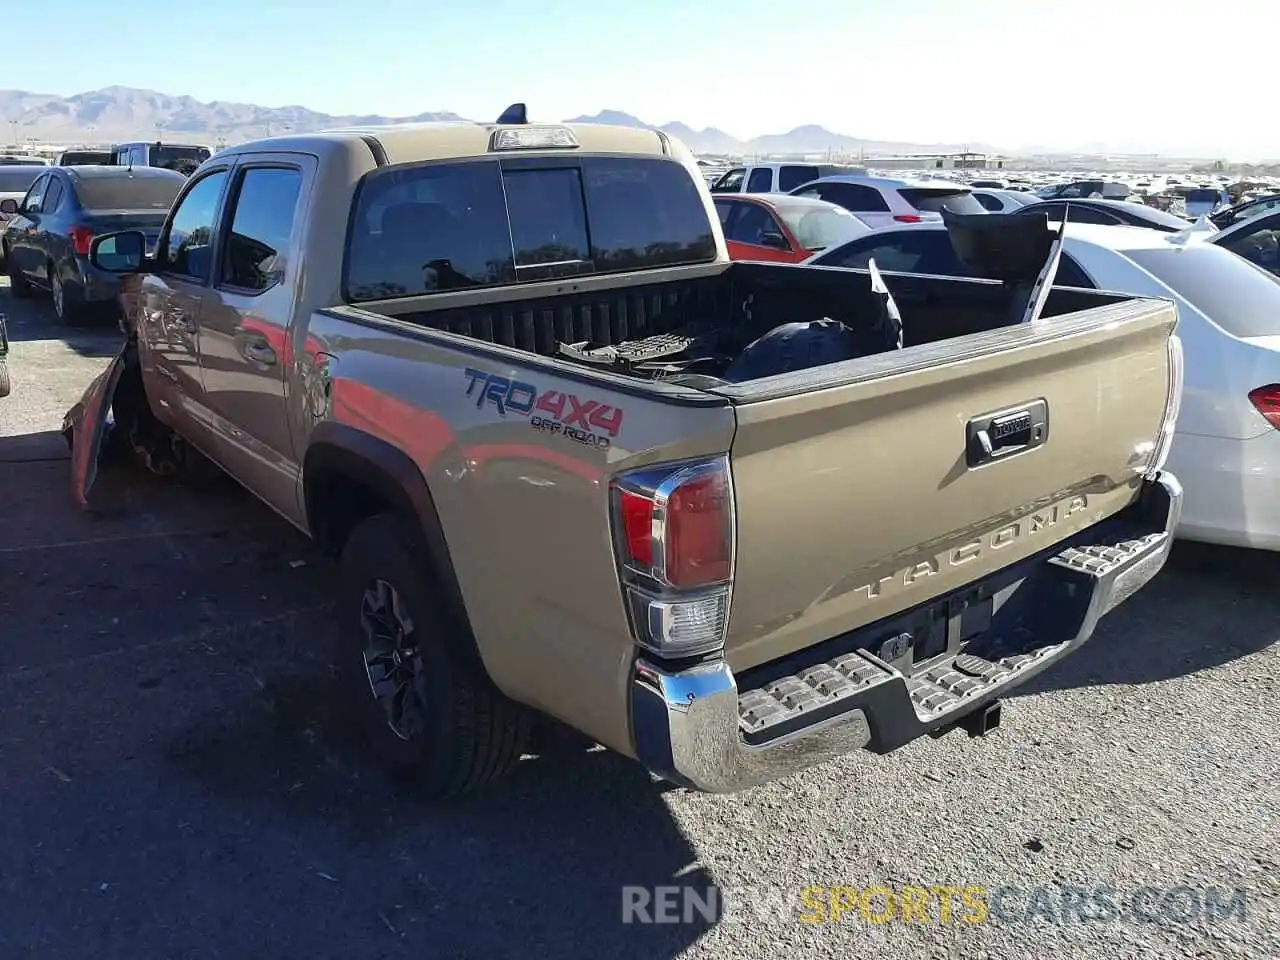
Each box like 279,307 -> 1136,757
621,884 -> 1249,926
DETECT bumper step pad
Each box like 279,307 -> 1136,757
735,526 -> 1171,748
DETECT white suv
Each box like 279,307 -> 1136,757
787,175 -> 987,229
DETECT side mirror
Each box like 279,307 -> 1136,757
0,198 -> 17,215
90,230 -> 147,274
759,231 -> 790,251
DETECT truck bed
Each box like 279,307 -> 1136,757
366,260 -> 1134,379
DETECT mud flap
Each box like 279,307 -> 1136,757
63,341 -> 129,508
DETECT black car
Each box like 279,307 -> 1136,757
1210,194 -> 1280,230
1013,198 -> 1191,232
1,165 -> 185,324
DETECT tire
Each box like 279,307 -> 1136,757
6,252 -> 32,298
50,265 -> 86,326
0,361 -> 9,399
337,513 -> 532,798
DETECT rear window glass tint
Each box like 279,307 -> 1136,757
344,156 -> 716,302
777,166 -> 819,191
583,156 -> 715,269
1129,246 -> 1280,338
898,188 -> 987,215
345,160 -> 515,300
503,167 -> 590,278
0,168 -> 42,192
75,174 -> 184,211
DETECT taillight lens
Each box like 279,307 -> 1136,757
70,225 -> 95,256
894,214 -> 923,223
610,457 -> 735,657
1248,384 -> 1280,431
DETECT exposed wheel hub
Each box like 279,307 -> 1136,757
359,578 -> 423,741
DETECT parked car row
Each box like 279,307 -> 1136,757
1,165 -> 185,323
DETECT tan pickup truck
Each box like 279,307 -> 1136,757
65,110 -> 1184,798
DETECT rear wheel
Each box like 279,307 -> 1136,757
6,252 -> 32,298
50,265 -> 87,326
337,513 -> 532,798
0,361 -> 9,399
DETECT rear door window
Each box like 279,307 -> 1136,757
41,177 -> 64,213
745,168 -> 774,192
724,202 -> 782,247
344,156 -> 716,302
796,182 -> 890,213
777,166 -> 819,192
974,192 -> 1005,212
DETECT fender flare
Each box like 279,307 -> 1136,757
303,421 -> 480,664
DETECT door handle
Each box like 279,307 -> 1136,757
966,399 -> 1049,468
241,338 -> 277,366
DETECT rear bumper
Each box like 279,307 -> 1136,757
630,472 -> 1182,793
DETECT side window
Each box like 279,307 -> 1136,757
41,177 -> 64,214
710,168 -> 746,193
1220,217 -> 1280,273
814,183 -> 890,213
974,192 -> 1004,212
22,175 -> 48,213
219,167 -> 303,293
1055,253 -> 1095,289
777,166 -> 819,192
725,203 -> 780,246
745,168 -> 774,193
1059,204 -> 1121,226
714,200 -> 734,226
159,169 -> 229,282
819,232 -> 961,275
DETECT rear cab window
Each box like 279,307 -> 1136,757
344,155 -> 717,302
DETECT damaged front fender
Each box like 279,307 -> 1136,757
63,340 -> 129,508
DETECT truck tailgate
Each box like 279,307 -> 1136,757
721,298 -> 1177,671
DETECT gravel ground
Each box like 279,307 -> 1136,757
0,277 -> 1277,959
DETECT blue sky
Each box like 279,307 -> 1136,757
2,0 -> 1270,156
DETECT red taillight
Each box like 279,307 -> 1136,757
610,458 -> 735,657
70,225 -> 94,256
618,489 -> 654,568
894,214 -> 923,223
1248,384 -> 1280,430
664,472 -> 731,588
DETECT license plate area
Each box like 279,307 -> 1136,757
866,584 -> 999,675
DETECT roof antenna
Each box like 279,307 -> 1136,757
496,103 -> 527,124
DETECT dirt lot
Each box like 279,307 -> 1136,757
1,278 -> 1277,959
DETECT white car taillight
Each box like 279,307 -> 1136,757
610,457 -> 735,658
1145,333 -> 1184,479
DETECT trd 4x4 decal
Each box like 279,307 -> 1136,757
463,368 -> 624,451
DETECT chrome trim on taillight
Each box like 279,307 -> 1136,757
609,455 -> 737,658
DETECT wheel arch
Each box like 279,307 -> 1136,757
303,422 -> 481,666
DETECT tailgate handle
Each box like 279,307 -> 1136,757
966,399 -> 1048,467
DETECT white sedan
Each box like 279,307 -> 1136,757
808,220 -> 1280,550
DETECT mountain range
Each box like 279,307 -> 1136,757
0,85 -> 1001,157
